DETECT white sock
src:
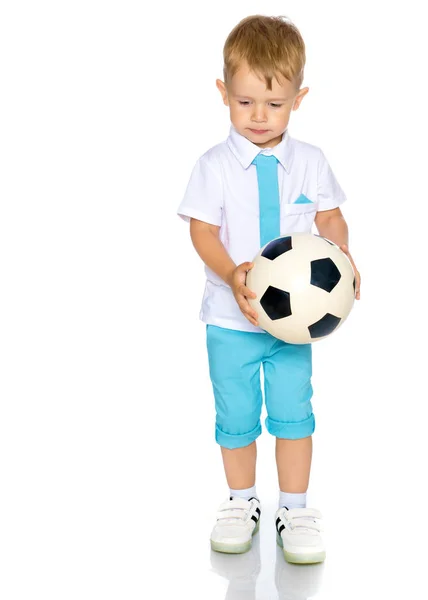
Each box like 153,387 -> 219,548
230,485 -> 258,501
279,491 -> 307,510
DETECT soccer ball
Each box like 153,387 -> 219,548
246,233 -> 356,344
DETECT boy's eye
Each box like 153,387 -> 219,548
238,101 -> 282,108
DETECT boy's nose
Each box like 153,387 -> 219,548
251,107 -> 267,122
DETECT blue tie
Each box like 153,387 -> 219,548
252,154 -> 280,247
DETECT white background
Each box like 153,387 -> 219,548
1,1 -> 427,598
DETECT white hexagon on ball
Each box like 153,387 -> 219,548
246,232 -> 356,344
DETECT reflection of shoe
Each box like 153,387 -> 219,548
210,533 -> 261,600
210,497 -> 261,554
275,544 -> 324,600
275,507 -> 326,564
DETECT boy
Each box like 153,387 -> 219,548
177,15 -> 361,564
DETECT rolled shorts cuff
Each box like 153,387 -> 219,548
215,422 -> 262,450
265,413 -> 315,440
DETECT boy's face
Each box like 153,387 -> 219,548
216,62 -> 309,149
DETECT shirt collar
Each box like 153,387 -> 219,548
226,124 -> 294,172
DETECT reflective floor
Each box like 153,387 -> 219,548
183,495 -> 426,600
209,509 -> 325,600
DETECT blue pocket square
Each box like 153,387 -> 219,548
294,194 -> 314,204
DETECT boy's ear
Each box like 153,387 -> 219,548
292,87 -> 309,111
216,79 -> 229,107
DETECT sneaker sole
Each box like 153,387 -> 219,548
276,532 -> 326,564
210,520 -> 260,554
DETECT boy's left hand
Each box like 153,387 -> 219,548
339,244 -> 361,300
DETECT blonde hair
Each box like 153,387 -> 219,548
222,15 -> 306,91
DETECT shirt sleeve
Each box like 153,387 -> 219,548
317,150 -> 347,211
177,157 -> 223,225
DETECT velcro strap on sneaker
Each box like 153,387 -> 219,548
217,498 -> 253,512
289,519 -> 322,532
216,509 -> 249,521
216,497 -> 256,521
283,508 -> 322,520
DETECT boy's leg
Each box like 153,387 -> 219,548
263,338 -> 325,564
263,338 -> 315,450
206,325 -> 265,554
206,325 -> 265,456
221,441 -> 257,490
275,436 -> 312,493
263,340 -> 314,497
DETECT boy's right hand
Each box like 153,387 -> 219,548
229,262 -> 259,327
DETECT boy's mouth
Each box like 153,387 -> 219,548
249,129 -> 269,134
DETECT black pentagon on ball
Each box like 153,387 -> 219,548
310,258 -> 341,292
309,313 -> 341,338
260,286 -> 291,320
261,236 -> 292,260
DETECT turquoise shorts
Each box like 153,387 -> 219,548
206,324 -> 315,450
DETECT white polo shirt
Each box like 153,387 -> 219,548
177,125 -> 347,333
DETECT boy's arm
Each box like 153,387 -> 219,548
314,207 -> 348,247
189,218 -> 259,325
189,218 -> 236,286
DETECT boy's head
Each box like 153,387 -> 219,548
216,15 -> 309,149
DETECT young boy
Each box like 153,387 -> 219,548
177,15 -> 361,564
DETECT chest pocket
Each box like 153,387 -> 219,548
281,201 -> 318,235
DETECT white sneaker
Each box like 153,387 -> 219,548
210,497 -> 261,554
275,507 -> 326,564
